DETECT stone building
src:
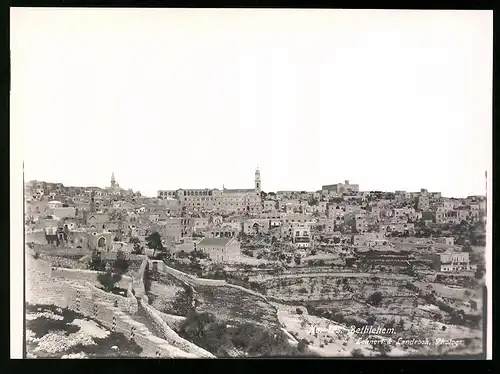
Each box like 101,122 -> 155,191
157,168 -> 263,214
322,180 -> 359,195
87,231 -> 114,252
428,252 -> 472,272
242,219 -> 270,235
196,237 -> 241,263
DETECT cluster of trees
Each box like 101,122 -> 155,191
178,311 -> 311,357
308,198 -> 319,206
89,249 -> 130,292
129,237 -> 145,255
414,220 -> 486,247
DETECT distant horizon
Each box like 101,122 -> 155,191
14,9 -> 492,201
23,168 -> 487,199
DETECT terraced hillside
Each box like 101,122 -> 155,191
148,268 -> 313,357
193,285 -> 280,328
151,271 -> 280,328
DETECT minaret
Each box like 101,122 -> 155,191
111,172 -> 116,189
255,168 -> 261,194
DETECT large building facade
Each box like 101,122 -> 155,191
157,169 -> 263,214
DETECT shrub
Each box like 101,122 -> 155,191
114,250 -> 129,274
190,250 -> 209,260
296,308 -> 303,315
97,269 -> 122,292
366,315 -> 376,325
132,243 -> 144,255
143,264 -> 152,293
298,287 -> 308,294
33,251 -> 40,260
297,339 -> 309,353
351,348 -> 364,357
178,312 -> 302,357
129,237 -> 140,244
89,250 -> 104,271
366,291 -> 383,307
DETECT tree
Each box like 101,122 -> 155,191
146,231 -> 165,258
474,264 -> 485,280
144,263 -> 153,293
89,250 -> 104,271
308,198 -> 319,206
190,250 -> 209,261
97,268 -> 122,292
463,243 -> 473,252
129,237 -> 140,244
132,243 -> 144,255
366,291 -> 383,307
297,339 -> 309,353
351,349 -> 364,357
114,250 -> 129,274
397,319 -> 405,331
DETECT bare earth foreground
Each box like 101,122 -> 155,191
25,303 -> 143,358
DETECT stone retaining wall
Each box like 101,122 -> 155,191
156,261 -> 268,301
154,310 -> 186,331
139,299 -> 215,358
52,267 -> 133,289
26,264 -> 198,357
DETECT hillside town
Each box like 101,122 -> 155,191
24,169 -> 486,358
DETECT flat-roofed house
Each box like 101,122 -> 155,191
196,237 -> 241,263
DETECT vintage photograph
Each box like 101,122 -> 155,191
12,8 -> 491,358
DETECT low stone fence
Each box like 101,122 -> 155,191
267,293 -> 357,302
156,261 -> 268,301
84,281 -> 138,315
154,310 -> 186,331
139,299 -> 215,358
101,252 -> 149,262
133,259 -> 148,298
414,281 -> 468,299
52,267 -> 133,289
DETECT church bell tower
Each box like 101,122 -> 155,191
111,172 -> 116,189
255,168 -> 261,194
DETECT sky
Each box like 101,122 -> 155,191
11,9 -> 492,198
